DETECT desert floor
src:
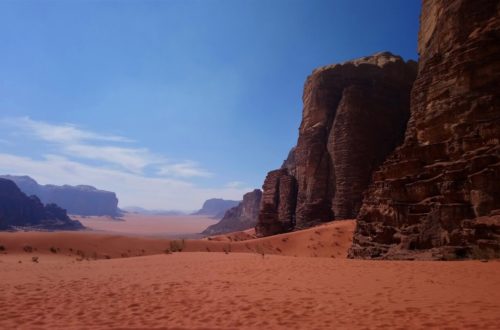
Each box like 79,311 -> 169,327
73,213 -> 217,238
1,220 -> 499,329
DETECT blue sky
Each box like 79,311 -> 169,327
0,0 -> 420,210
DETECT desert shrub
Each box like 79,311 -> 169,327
50,247 -> 57,254
31,256 -> 39,263
23,245 -> 33,253
0,245 -> 5,252
169,240 -> 184,252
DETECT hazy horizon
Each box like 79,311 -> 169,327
0,0 -> 420,210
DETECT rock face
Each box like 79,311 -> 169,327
0,175 -> 120,217
192,198 -> 240,219
0,178 -> 84,230
256,52 -> 417,236
256,169 -> 297,236
202,189 -> 262,235
350,0 -> 500,259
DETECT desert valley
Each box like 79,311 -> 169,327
1,0 -> 499,329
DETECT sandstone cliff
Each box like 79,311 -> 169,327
192,198 -> 240,219
256,52 -> 417,236
0,175 -> 120,217
0,178 -> 84,230
350,0 -> 500,259
202,189 -> 262,235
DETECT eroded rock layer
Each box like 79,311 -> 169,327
256,52 -> 417,235
202,189 -> 262,235
350,0 -> 500,259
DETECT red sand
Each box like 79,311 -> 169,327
73,213 -> 217,237
1,220 -> 499,329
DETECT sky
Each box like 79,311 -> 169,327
0,0 -> 421,211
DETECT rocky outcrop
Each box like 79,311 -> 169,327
256,170 -> 297,236
256,52 -> 417,236
350,0 -> 500,260
192,198 -> 240,219
0,178 -> 84,230
0,175 -> 120,217
202,189 -> 262,235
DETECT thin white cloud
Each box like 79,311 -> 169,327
157,161 -> 213,178
0,153 -> 250,210
63,144 -> 162,174
2,116 -> 131,143
1,116 -> 211,177
225,181 -> 245,188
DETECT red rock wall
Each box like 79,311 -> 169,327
257,52 -> 417,235
350,0 -> 500,259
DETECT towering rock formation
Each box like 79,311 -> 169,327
192,198 -> 240,219
0,175 -> 120,217
0,178 -> 83,230
350,0 -> 500,259
202,189 -> 262,235
256,52 -> 417,236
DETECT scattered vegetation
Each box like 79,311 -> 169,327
0,245 -> 5,252
23,245 -> 33,253
50,247 -> 57,254
31,256 -> 39,263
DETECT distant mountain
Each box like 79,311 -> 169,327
0,175 -> 119,217
122,206 -> 186,216
192,198 -> 240,218
0,178 -> 84,230
202,189 -> 262,236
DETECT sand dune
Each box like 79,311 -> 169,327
0,220 -> 355,259
1,220 -> 499,329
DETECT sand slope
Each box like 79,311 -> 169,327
0,220 -> 355,260
1,220 -> 499,329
